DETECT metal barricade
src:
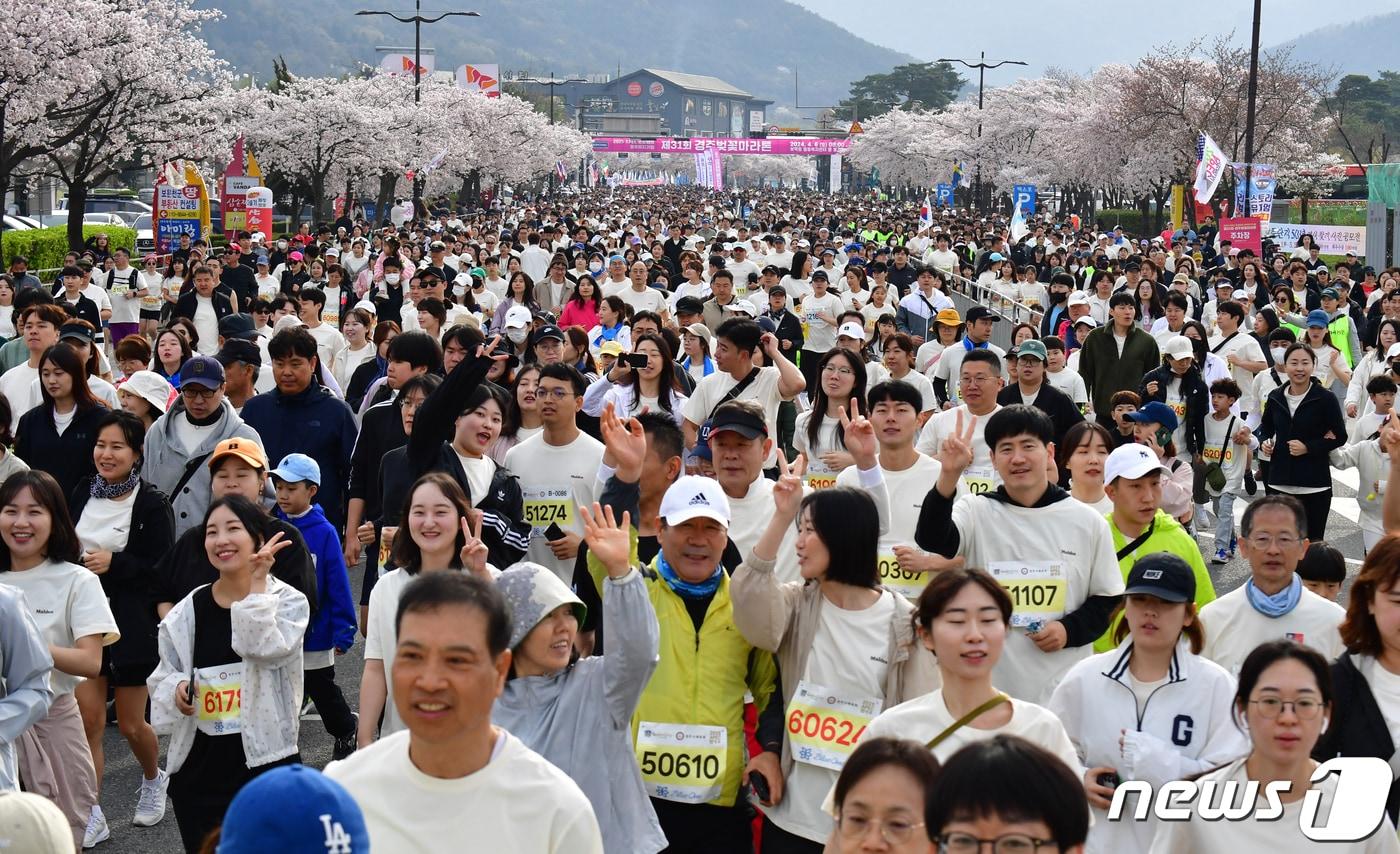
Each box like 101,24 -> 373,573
941,272 -> 1042,351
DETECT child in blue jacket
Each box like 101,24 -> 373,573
270,453 -> 359,759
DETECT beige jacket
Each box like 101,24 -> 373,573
731,554 -> 939,779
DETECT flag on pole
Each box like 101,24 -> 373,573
1192,132 -> 1227,204
1009,196 -> 1028,242
919,196 -> 933,231
554,161 -> 568,182
951,162 -> 964,189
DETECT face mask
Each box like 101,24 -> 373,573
506,327 -> 528,344
1050,290 -> 1068,304
1271,347 -> 1287,363
384,273 -> 400,285
590,262 -> 603,274
1069,264 -> 1080,273
277,241 -> 288,250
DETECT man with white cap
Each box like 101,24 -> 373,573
727,242 -> 759,289
797,270 -> 844,392
584,475 -> 777,853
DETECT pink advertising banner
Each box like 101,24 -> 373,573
590,136 -> 852,156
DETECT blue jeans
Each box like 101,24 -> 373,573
1212,492 -> 1237,553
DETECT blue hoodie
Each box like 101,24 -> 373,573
276,502 -> 356,654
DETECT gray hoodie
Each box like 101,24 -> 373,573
142,398 -> 262,535
492,569 -> 664,854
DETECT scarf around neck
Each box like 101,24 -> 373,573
90,469 -> 140,500
657,551 -> 722,599
1245,574 -> 1302,618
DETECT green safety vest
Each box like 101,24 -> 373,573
1327,315 -> 1354,369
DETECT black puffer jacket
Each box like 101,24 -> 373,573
1138,364 -> 1209,455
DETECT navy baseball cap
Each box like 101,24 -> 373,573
179,355 -> 225,389
218,313 -> 258,342
1125,401 -> 1179,432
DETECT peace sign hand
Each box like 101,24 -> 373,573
476,333 -> 509,362
839,398 -> 878,470
250,531 -> 292,592
772,449 -> 807,520
459,511 -> 491,580
936,409 -> 976,477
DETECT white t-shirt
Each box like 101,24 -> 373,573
1359,655 -> 1400,744
453,451 -> 496,507
332,343 -> 376,393
615,285 -> 668,317
0,559 -> 118,694
1203,412 -> 1251,496
1046,367 -> 1088,407
106,267 -> 143,323
1199,585 -> 1345,677
0,363 -> 38,433
326,729 -> 603,854
767,591 -> 895,843
74,485 -> 138,553
305,323 -> 348,375
799,292 -> 844,353
885,369 -> 937,413
1209,331 -> 1266,412
946,493 -> 1126,702
192,295 -> 219,355
363,568 -> 415,737
1149,757 -> 1400,854
504,431 -> 604,583
683,366 -> 788,467
931,342 -> 1008,406
916,404 -> 1002,495
866,689 -> 1079,769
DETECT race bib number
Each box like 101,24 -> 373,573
786,681 -> 881,771
1201,445 -> 1233,464
194,663 -> 243,736
988,561 -> 1066,629
1168,398 -> 1187,422
323,309 -> 340,328
523,487 -> 574,533
636,722 -> 727,804
962,463 -> 996,495
805,459 -> 837,490
878,552 -> 924,599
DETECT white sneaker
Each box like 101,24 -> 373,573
83,805 -> 110,848
132,769 -> 169,827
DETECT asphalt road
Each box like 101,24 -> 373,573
94,471 -> 1371,852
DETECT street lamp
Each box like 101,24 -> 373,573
937,52 -> 1028,211
1242,0 -> 1262,217
356,3 -> 480,215
515,73 -> 586,192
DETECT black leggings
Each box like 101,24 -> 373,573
304,665 -> 356,739
1264,486 -> 1332,541
761,816 -> 824,854
653,799 -> 753,854
171,753 -> 300,852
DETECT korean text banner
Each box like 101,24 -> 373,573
591,137 -> 852,156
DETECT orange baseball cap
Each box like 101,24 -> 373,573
207,437 -> 268,471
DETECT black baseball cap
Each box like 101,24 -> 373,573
674,296 -> 704,316
534,324 -> 565,343
218,313 -> 258,342
1124,553 -> 1195,603
58,322 -> 94,344
709,404 -> 768,440
964,306 -> 1002,324
216,339 -> 262,369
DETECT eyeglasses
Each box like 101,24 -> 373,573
1245,534 -> 1301,550
1250,696 -> 1324,720
822,365 -> 855,376
536,387 -> 575,401
838,813 -> 925,845
937,832 -> 1057,853
180,385 -> 219,400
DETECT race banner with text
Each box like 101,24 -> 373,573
1231,163 -> 1276,222
1266,223 -> 1367,257
592,136 -> 851,156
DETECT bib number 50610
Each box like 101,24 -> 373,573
639,750 -> 721,780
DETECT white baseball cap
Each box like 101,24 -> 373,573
1231,289 -> 1249,301
723,299 -> 758,317
503,304 -> 533,329
659,475 -> 731,528
1074,315 -> 1099,329
1104,443 -> 1169,484
1067,291 -> 1090,307
1387,342 -> 1400,360
1164,335 -> 1194,362
837,321 -> 866,340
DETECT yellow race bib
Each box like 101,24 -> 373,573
194,663 -> 243,736
988,561 -> 1066,630
636,722 -> 727,804
805,459 -> 838,491
786,681 -> 881,771
962,463 -> 997,495
878,552 -> 925,599
523,487 -> 575,533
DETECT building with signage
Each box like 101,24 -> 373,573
516,68 -> 772,138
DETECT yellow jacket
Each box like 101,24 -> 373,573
590,550 -> 777,807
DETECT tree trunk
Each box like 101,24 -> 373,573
288,189 -> 302,233
375,172 -> 396,226
1301,196 -> 1309,224
67,180 -> 89,252
311,172 -> 327,225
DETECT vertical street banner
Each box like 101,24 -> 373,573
1231,163 -> 1276,222
221,136 -> 263,240
455,64 -> 500,97
828,154 -> 841,194
1170,184 -> 1185,228
154,161 -> 207,252
1193,132 -> 1227,203
1011,184 -> 1037,214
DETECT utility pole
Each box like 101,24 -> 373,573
516,73 -> 586,192
937,53 -> 1028,211
1243,0 -> 1262,218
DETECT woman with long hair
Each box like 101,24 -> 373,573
1136,279 -> 1165,330
733,456 -> 937,852
842,266 -> 870,313
358,472 -> 491,747
345,321 -> 400,413
1059,420 -> 1115,514
1051,553 -> 1247,853
332,307 -> 376,392
491,271 -> 539,331
582,333 -> 688,425
0,470 -> 117,849
15,342 -> 109,503
794,348 -> 868,490
1152,641 -> 1399,852
679,323 -> 714,382
826,738 -> 939,854
152,326 -> 192,386
147,495 -> 308,853
1183,320 -> 1230,389
559,275 -> 602,331
71,411 -> 176,841
489,364 -> 543,464
562,325 -> 598,376
161,257 -> 187,323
